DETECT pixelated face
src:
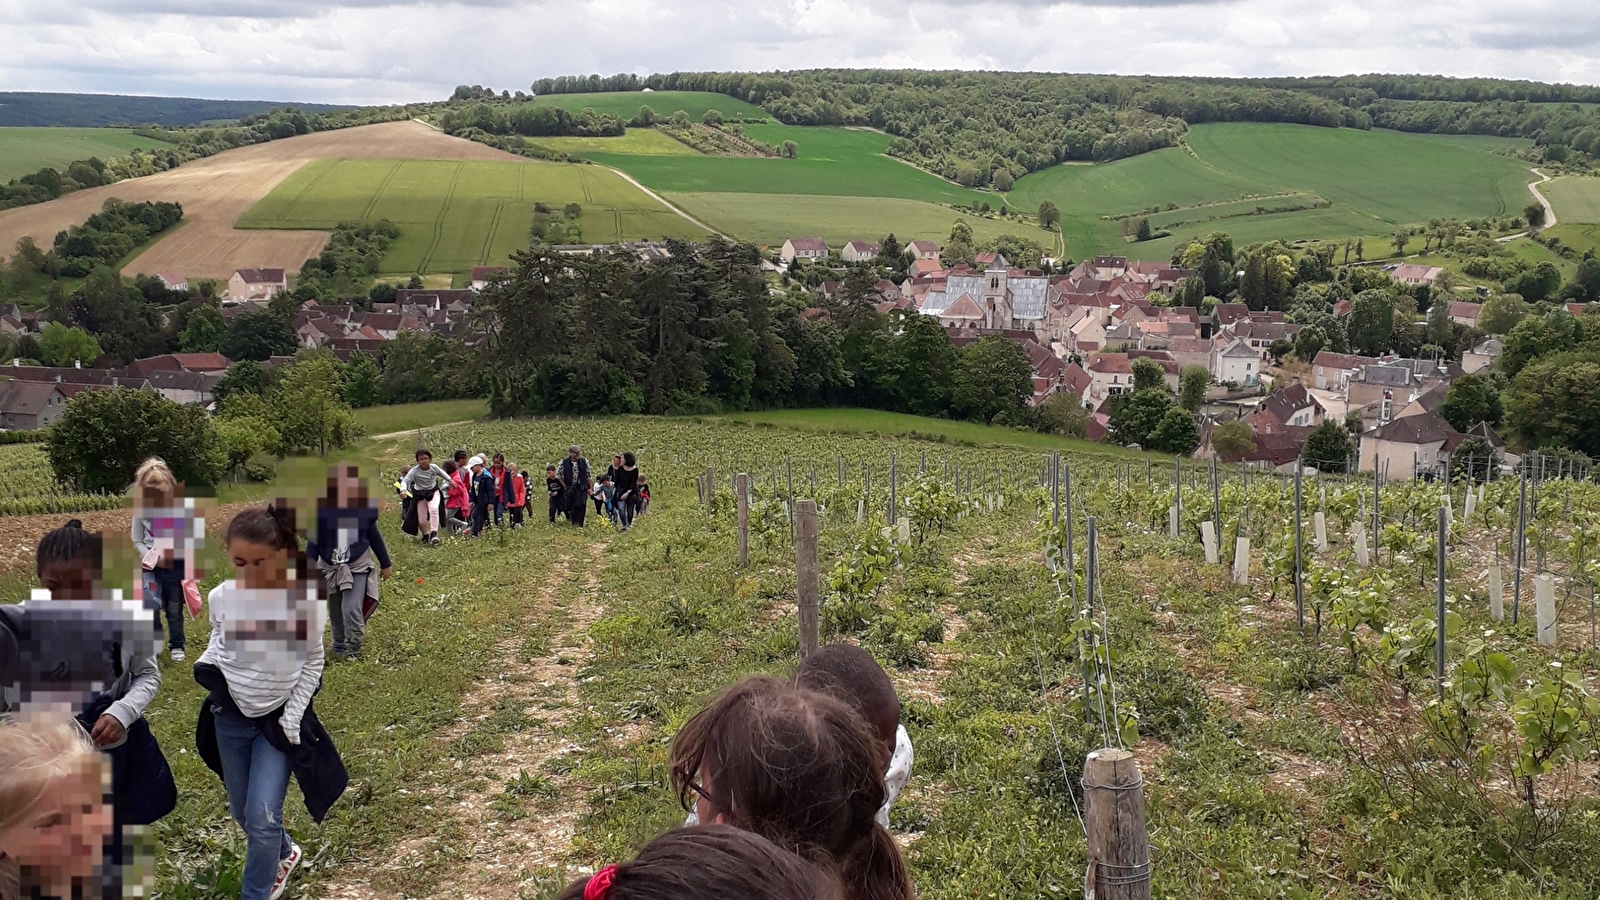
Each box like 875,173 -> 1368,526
331,466 -> 365,506
139,484 -> 173,509
228,537 -> 289,590
36,559 -> 101,602
0,764 -> 111,881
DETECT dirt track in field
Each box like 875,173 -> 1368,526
0,121 -> 525,281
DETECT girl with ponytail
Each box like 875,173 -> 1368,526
670,677 -> 913,900
195,504 -> 344,900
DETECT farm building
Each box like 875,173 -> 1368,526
780,238 -> 829,264
228,268 -> 288,301
1448,301 -> 1482,328
841,240 -> 881,263
1390,264 -> 1442,286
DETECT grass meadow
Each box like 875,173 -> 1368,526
663,192 -> 1052,248
1544,174 -> 1600,223
1008,123 -> 1536,261
523,90 -> 770,122
236,158 -> 707,274
0,126 -> 176,180
584,126 -> 983,204
531,129 -> 701,156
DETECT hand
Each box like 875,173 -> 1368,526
90,714 -> 126,747
281,717 -> 301,746
380,567 -> 392,580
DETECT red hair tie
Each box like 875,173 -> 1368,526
584,864 -> 619,900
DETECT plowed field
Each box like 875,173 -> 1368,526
0,120 -> 522,281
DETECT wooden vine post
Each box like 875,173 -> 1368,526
796,499 -> 819,659
1083,748 -> 1151,900
736,472 -> 750,569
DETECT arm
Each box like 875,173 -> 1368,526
366,516 -> 392,570
279,615 -> 326,744
105,645 -> 162,730
131,517 -> 154,558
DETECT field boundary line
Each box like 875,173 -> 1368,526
480,201 -> 504,264
419,161 -> 463,274
600,166 -> 725,237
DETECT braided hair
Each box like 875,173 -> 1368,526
35,519 -> 103,580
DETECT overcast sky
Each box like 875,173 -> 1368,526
2,0 -> 1598,104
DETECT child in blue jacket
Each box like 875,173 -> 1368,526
469,457 -> 495,536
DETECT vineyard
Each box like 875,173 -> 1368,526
301,417 -> 1600,900
0,443 -> 125,517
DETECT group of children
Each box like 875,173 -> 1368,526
400,446 -> 650,539
1,458 -> 373,900
2,448 -> 915,900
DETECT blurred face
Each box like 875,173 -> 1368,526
138,485 -> 172,509
416,452 -> 433,468
37,558 -> 99,601
228,537 -> 289,590
333,468 -> 365,506
613,456 -> 622,467
0,766 -> 111,884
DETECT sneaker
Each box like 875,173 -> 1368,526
270,842 -> 302,900
169,648 -> 185,662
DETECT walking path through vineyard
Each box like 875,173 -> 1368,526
320,537 -> 611,900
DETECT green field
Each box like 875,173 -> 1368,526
526,90 -> 769,122
532,128 -> 700,156
1544,174 -> 1600,222
1008,123 -> 1536,260
352,399 -> 490,435
714,408 -> 1147,458
0,126 -> 176,180
584,125 -> 982,204
665,192 -> 1053,249
237,158 -> 707,274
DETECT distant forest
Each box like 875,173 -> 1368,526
525,71 -> 1600,185
0,92 -> 349,127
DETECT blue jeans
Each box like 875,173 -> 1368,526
211,707 -> 293,900
143,566 -> 185,651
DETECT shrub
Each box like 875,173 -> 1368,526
47,387 -> 225,493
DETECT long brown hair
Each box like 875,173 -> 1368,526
670,676 -> 912,900
556,825 -> 838,900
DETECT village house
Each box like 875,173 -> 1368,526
124,353 -> 231,379
155,272 -> 188,292
470,266 -> 509,291
841,240 -> 881,263
1448,301 -> 1482,328
1210,338 -> 1259,385
1359,410 -> 1462,475
907,240 -> 940,260
1197,424 -> 1312,472
1463,338 -> 1502,374
227,268 -> 287,301
1311,350 -> 1379,391
1085,353 -> 1134,405
780,238 -> 829,264
0,381 -> 66,430
1390,264 -> 1443,286
1247,382 -> 1323,434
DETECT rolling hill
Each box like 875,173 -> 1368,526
0,91 -> 348,127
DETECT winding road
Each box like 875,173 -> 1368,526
1499,168 -> 1557,243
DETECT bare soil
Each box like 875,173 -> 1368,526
0,121 -> 524,281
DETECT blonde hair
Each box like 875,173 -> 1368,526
131,457 -> 177,502
0,715 -> 100,833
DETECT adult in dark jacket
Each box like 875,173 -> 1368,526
305,465 -> 393,660
558,446 -> 591,527
612,452 -> 642,531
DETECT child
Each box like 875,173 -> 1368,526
488,454 -> 509,528
469,457 -> 494,537
612,452 -> 641,532
504,463 -> 527,529
592,475 -> 614,522
670,677 -> 912,900
794,644 -> 912,828
6,520 -> 176,874
556,826 -> 834,900
305,466 -> 392,661
130,457 -> 202,661
195,506 -> 346,900
546,465 -> 564,524
441,461 -> 470,535
637,482 -> 651,517
0,716 -> 114,900
401,449 -> 449,545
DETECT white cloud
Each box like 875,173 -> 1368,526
0,0 -> 1595,104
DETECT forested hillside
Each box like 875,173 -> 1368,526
525,70 -> 1600,186
0,92 -> 349,127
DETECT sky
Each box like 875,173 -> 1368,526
1,0 -> 1598,104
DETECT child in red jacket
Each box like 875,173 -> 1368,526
505,463 -> 528,529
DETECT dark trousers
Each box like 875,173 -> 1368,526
508,505 -> 524,528
548,496 -> 563,523
143,565 -> 185,651
471,501 -> 490,535
490,498 -> 506,527
566,488 -> 587,526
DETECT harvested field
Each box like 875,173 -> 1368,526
0,120 -> 522,281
